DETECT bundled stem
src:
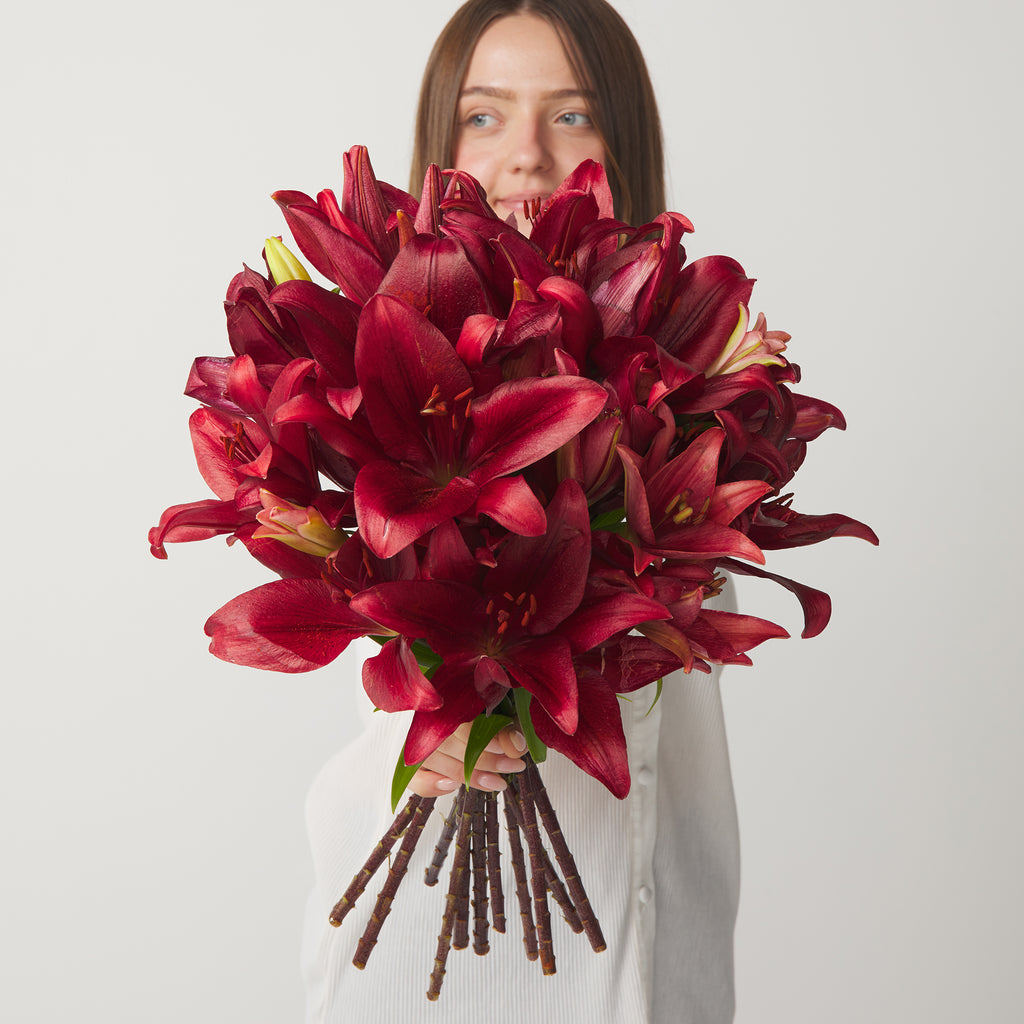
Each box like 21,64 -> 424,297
526,760 -> 606,953
424,791 -> 463,887
353,796 -> 436,969
331,756 -> 605,1000
516,770 -> 556,975
427,788 -> 474,1000
484,791 -> 506,933
452,788 -> 477,950
470,791 -> 489,954
330,795 -> 422,926
504,786 -> 583,934
502,787 -> 539,961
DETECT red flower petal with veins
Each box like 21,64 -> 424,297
205,578 -> 370,672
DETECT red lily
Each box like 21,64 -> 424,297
352,295 -> 607,557
350,481 -> 593,762
619,427 -> 771,571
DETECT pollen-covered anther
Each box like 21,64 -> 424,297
519,593 -> 538,627
221,423 -> 260,464
419,384 -> 450,417
664,492 -> 685,516
667,490 -> 709,526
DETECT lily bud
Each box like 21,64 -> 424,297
264,236 -> 312,285
705,304 -> 790,377
254,491 -> 346,557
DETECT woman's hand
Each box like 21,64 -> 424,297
409,721 -> 527,797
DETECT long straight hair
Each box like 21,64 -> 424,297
410,0 -> 665,225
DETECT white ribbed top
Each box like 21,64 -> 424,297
302,642 -> 739,1023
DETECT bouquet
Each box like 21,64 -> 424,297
151,147 -> 876,997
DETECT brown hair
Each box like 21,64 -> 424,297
410,0 -> 665,225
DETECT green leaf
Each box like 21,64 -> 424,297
410,639 -> 442,679
513,688 -> 547,763
589,506 -> 626,531
390,743 -> 424,813
463,713 -> 513,785
645,677 -> 664,717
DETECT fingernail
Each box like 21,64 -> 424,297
496,756 -> 525,773
478,773 -> 507,792
511,731 -> 527,751
436,778 -> 458,792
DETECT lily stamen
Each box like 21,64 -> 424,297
221,423 -> 260,464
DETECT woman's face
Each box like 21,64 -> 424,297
453,13 -> 605,231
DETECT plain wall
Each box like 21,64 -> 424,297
2,1 -> 1020,1020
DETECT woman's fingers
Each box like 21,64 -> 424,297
408,762 -> 513,796
497,724 -> 528,759
408,720 -> 529,795
407,768 -> 459,798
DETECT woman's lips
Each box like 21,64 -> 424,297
495,193 -> 551,213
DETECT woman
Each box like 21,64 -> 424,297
302,4 -> 740,1021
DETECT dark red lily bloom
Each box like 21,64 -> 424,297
351,481 -> 593,761
619,427 -> 772,571
351,295 -> 607,557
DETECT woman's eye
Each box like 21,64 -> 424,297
466,113 -> 497,128
557,112 -> 592,127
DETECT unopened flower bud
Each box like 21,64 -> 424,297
253,491 -> 346,557
264,236 -> 312,285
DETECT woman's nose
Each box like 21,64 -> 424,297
505,118 -> 552,174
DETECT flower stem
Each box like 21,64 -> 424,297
424,792 -> 462,887
427,787 -> 473,1000
503,778 -> 582,933
471,791 -> 489,955
502,787 -> 538,961
452,787 -> 476,951
516,770 -> 556,975
525,759 -> 606,953
353,796 -> 436,969
484,791 -> 506,933
330,794 -> 422,926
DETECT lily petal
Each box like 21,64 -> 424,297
362,637 -> 443,712
205,578 -> 369,671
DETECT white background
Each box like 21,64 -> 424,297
3,1 -> 1020,1020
